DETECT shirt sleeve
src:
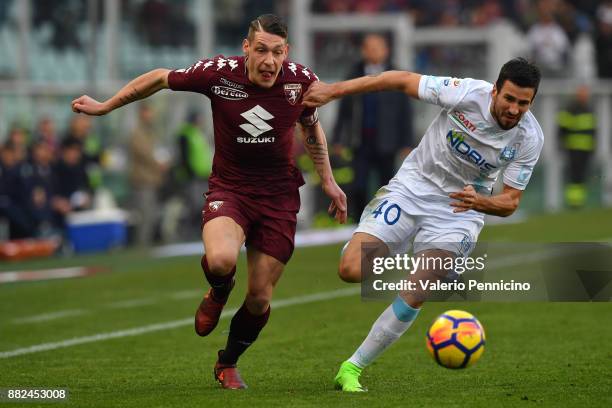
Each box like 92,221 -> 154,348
167,59 -> 215,96
502,129 -> 544,190
299,72 -> 320,126
417,75 -> 472,109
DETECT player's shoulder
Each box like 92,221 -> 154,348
518,110 -> 544,150
458,78 -> 493,97
199,54 -> 244,74
282,60 -> 318,83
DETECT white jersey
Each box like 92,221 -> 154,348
393,75 -> 544,198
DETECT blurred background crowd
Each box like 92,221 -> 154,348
0,0 -> 610,254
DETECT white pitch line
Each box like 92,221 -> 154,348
12,309 -> 89,324
168,289 -> 202,300
105,298 -> 158,309
0,287 -> 360,359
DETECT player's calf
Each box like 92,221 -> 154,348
195,255 -> 236,337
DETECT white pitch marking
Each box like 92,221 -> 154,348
12,309 -> 89,324
0,287 -> 360,359
105,298 -> 158,309
168,289 -> 201,300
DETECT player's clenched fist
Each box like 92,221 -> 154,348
449,185 -> 481,213
71,95 -> 108,116
303,81 -> 338,107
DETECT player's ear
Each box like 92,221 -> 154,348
491,84 -> 498,99
242,38 -> 249,55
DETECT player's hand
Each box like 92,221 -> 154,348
322,179 -> 348,224
303,81 -> 337,108
449,185 -> 481,213
71,95 -> 109,116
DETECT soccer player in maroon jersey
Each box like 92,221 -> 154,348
71,14 -> 347,389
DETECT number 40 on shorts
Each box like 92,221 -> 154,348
371,200 -> 401,225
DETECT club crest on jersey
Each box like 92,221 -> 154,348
284,83 -> 302,105
208,201 -> 224,212
499,143 -> 520,162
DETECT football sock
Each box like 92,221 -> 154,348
348,295 -> 420,368
219,302 -> 270,365
201,255 -> 235,302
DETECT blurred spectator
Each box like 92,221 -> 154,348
0,142 -> 34,238
595,0 -> 612,78
138,0 -> 171,46
332,34 -> 414,220
470,0 -> 504,26
526,0 -> 570,77
557,84 -> 596,208
556,0 -> 592,43
174,111 -> 212,208
33,0 -> 83,51
65,115 -> 100,163
169,1 -> 196,47
128,103 -> 167,247
51,137 -> 92,227
6,125 -> 29,164
24,141 -> 56,236
34,117 -> 60,156
160,111 -> 213,239
64,115 -> 105,189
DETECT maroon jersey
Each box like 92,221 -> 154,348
168,55 -> 319,202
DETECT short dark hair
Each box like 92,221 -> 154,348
247,14 -> 288,42
495,58 -> 541,97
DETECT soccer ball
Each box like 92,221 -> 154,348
426,310 -> 485,369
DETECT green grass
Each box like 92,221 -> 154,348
1,208 -> 611,407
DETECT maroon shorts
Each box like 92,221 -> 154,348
201,189 -> 300,264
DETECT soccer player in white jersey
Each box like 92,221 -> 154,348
303,58 -> 543,391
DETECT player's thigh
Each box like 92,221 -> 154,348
339,232 -> 388,283
355,187 -> 418,254
202,216 -> 246,271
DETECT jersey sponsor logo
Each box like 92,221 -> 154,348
446,130 -> 496,173
219,77 -> 244,89
443,78 -> 461,87
208,201 -> 224,212
237,105 -> 276,143
284,83 -> 302,105
211,85 -> 248,100
450,110 -> 477,133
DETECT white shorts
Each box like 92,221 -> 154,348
354,183 -> 484,257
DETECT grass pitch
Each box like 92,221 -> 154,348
1,208 -> 611,407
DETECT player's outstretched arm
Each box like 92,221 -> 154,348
71,68 -> 171,116
449,185 -> 522,217
303,71 -> 422,108
300,122 -> 348,224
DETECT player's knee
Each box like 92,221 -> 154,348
245,291 -> 271,315
205,251 -> 236,275
338,256 -> 361,283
